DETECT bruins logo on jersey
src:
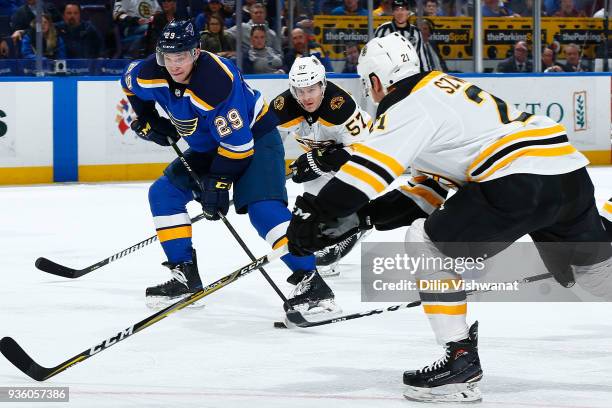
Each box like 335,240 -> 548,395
168,112 -> 198,137
274,96 -> 285,111
330,96 -> 345,110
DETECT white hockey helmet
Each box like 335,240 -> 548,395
288,56 -> 327,104
357,32 -> 420,98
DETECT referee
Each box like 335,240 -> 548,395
373,0 -> 432,72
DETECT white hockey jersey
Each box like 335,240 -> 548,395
334,71 -> 588,200
272,81 -> 371,152
113,0 -> 160,20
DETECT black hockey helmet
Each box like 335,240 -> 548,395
155,20 -> 199,66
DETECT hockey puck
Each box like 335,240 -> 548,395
273,321 -> 287,329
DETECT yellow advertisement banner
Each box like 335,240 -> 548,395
313,16 -> 608,60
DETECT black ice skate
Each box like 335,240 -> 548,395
145,251 -> 203,308
315,230 -> 368,277
284,270 -> 342,321
403,321 -> 483,402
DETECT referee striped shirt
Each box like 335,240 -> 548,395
373,21 -> 432,72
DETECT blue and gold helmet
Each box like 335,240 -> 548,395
155,20 -> 199,66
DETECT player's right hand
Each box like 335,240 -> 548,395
131,118 -> 180,146
199,175 -> 232,221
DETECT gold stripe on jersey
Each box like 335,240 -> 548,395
184,89 -> 214,111
467,124 -> 576,182
411,71 -> 443,94
399,185 -> 445,212
279,116 -> 304,128
122,87 -> 135,96
137,78 -> 169,88
339,163 -> 387,193
471,144 -> 577,182
208,52 -> 234,81
603,201 -> 612,214
217,146 -> 254,159
255,101 -> 269,122
350,143 -> 405,177
157,225 -> 192,243
318,117 -> 334,127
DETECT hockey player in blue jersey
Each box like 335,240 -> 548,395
120,20 -> 340,316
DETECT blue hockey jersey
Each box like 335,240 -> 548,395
120,52 -> 277,161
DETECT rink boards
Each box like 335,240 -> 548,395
0,73 -> 610,184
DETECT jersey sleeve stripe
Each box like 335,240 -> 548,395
469,144 -> 577,182
122,87 -> 135,96
208,52 -> 234,81
602,201 -> 612,222
399,185 -> 444,214
136,78 -> 169,88
157,225 -> 192,243
351,155 -> 395,184
184,89 -> 214,111
468,124 -> 565,173
338,163 -> 387,194
217,146 -> 254,159
254,100 -> 269,124
220,140 -> 254,153
351,143 -> 405,176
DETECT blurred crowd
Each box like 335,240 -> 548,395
0,0 -> 609,74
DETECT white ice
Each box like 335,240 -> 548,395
0,168 -> 611,408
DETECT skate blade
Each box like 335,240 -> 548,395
285,300 -> 343,325
145,295 -> 206,310
403,382 -> 482,403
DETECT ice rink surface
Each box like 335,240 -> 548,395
0,167 -> 611,408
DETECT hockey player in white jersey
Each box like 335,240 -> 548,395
271,56 -> 372,277
285,33 -> 612,402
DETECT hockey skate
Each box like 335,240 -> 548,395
315,230 -> 368,277
284,270 -> 342,322
146,251 -> 203,308
403,322 -> 483,403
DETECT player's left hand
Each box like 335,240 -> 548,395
287,193 -> 336,256
289,146 -> 349,183
200,175 -> 232,221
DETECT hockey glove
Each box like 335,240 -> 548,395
289,145 -> 350,183
287,193 -> 338,256
200,175 -> 232,221
131,118 -> 180,147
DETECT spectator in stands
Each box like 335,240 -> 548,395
220,0 -> 236,27
238,0 -> 257,23
542,45 -> 563,72
55,3 -> 102,59
242,25 -> 284,74
331,0 -> 369,15
227,2 -> 280,53
553,0 -> 586,16
0,37 -> 9,58
10,0 -> 60,44
561,43 -> 592,72
496,40 -> 533,72
342,42 -> 359,73
200,13 -> 235,58
144,0 -> 178,55
194,0 -> 223,33
508,0 -> 539,17
374,0 -> 394,16
424,0 -> 445,16
0,0 -> 22,17
113,0 -> 160,58
482,0 -> 520,16
21,13 -> 65,59
417,18 -> 447,72
283,27 -> 333,72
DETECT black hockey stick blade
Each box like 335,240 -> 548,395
0,337 -> 49,381
35,257 -> 106,279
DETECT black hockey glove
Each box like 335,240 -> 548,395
200,175 -> 232,221
287,193 -> 339,256
289,145 -> 350,183
131,118 -> 180,147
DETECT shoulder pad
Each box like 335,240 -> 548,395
317,81 -> 357,125
135,54 -> 165,81
185,52 -> 234,110
271,90 -> 304,128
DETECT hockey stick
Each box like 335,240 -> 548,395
0,245 -> 289,381
284,272 -> 554,328
167,140 -> 292,307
